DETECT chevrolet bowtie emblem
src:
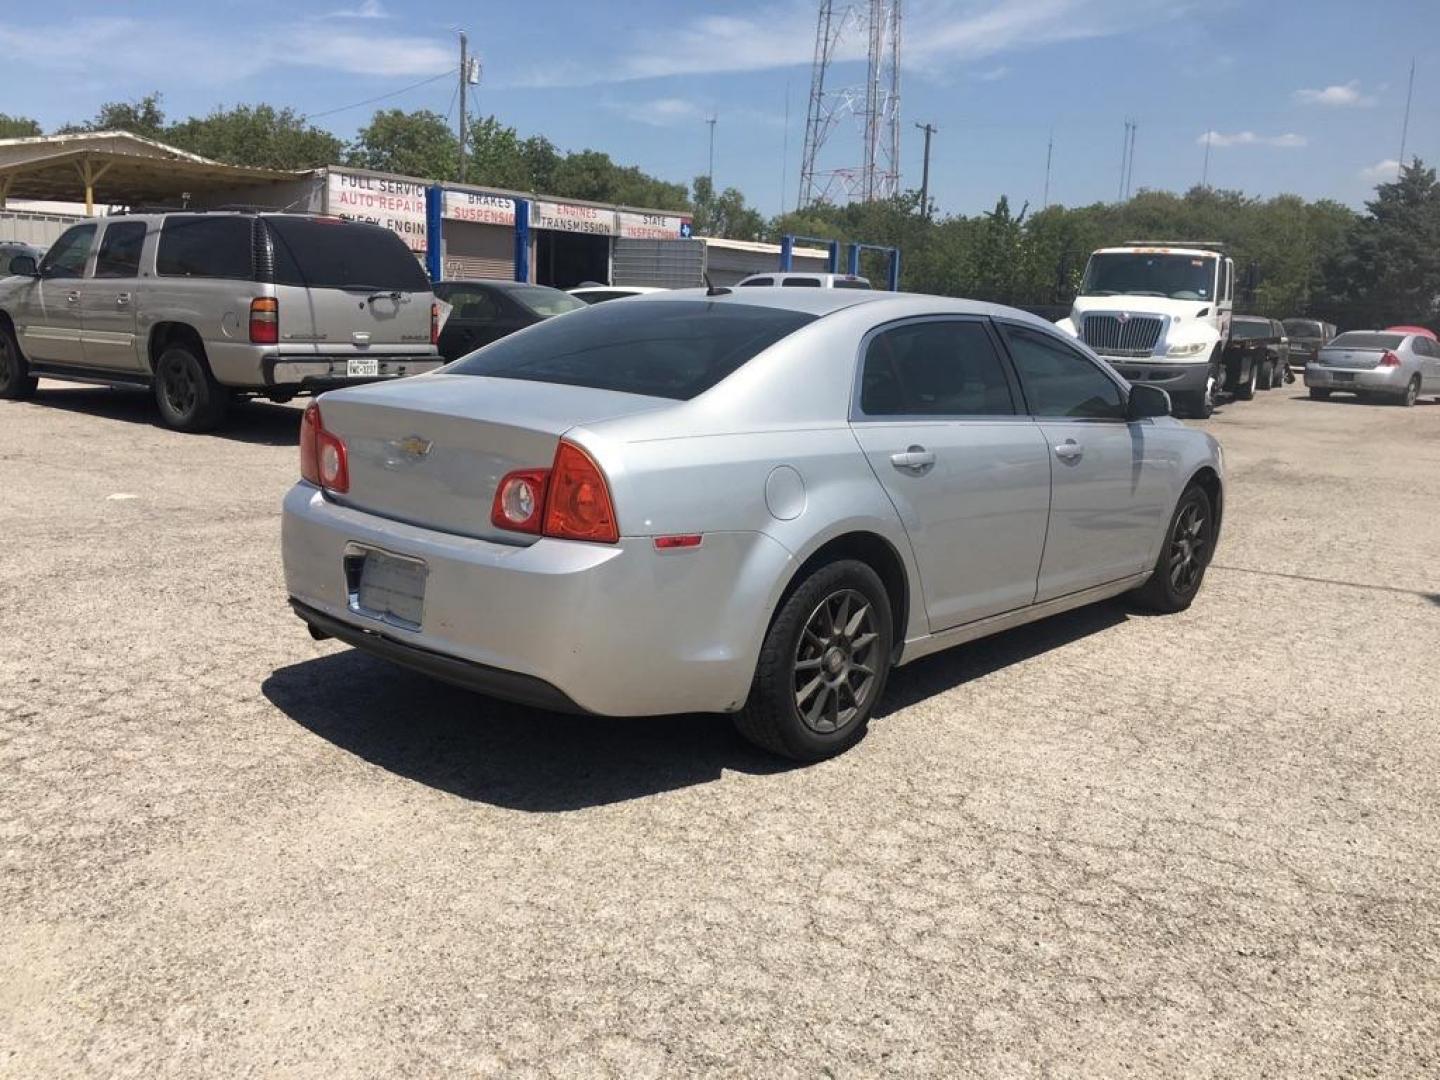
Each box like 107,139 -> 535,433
392,435 -> 433,458
1117,312 -> 1131,323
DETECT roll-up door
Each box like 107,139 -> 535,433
443,220 -> 514,280
612,238 -> 704,288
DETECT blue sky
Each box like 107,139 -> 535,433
4,0 -> 1438,215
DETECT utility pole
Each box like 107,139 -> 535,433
1398,57 -> 1415,177
458,31 -> 468,183
1118,118 -> 1136,201
706,115 -> 717,185
1125,120 -> 1137,199
1117,119 -> 1130,202
914,121 -> 936,217
1201,128 -> 1212,189
1042,128 -> 1053,210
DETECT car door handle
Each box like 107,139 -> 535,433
1054,439 -> 1084,462
115,293 -> 130,306
66,291 -> 80,303
890,446 -> 935,473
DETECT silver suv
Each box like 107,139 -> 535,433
0,212 -> 443,431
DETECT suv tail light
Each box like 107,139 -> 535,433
1380,350 -> 1401,367
491,440 -> 618,544
249,297 -> 279,344
430,301 -> 440,346
299,403 -> 349,493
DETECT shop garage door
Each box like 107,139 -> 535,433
443,220 -> 513,280
612,238 -> 704,288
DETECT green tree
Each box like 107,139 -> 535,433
0,114 -> 41,138
691,175 -> 765,239
60,93 -> 167,139
346,108 -> 458,180
165,104 -> 342,170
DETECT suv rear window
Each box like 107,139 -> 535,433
449,300 -> 816,400
1283,319 -> 1323,337
156,216 -> 254,279
265,217 -> 429,292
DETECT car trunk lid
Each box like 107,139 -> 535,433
316,374 -> 667,542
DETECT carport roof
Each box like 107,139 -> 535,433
0,131 -> 305,210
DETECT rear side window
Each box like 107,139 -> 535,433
860,320 -> 1015,416
94,221 -> 147,278
157,216 -> 254,280
740,277 -> 773,287
834,279 -> 871,289
1002,324 -> 1126,420
782,277 -> 822,287
266,217 -> 429,292
449,300 -> 816,400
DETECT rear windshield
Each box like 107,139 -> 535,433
1283,319 -> 1323,337
1328,332 -> 1404,350
1230,320 -> 1271,339
505,284 -> 586,317
266,217 -> 429,292
448,300 -> 817,400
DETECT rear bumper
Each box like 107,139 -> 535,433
1304,365 -> 1404,392
264,356 -> 445,390
280,483 -> 795,716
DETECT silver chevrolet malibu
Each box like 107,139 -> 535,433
282,289 -> 1224,761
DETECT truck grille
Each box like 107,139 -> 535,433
1081,314 -> 1165,357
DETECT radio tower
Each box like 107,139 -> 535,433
797,0 -> 902,208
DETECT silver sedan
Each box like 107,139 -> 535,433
1306,329 -> 1440,405
282,289 -> 1224,761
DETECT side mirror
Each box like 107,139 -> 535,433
8,255 -> 38,277
1127,383 -> 1172,420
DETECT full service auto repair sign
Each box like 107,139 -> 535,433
442,190 -> 519,227
532,200 -> 616,236
327,171 -> 428,252
617,211 -> 692,240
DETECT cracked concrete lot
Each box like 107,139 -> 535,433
2,380 -> 1438,1078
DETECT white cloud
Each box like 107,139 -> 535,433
973,65 -> 1010,81
608,98 -> 705,128
324,0 -> 389,17
1293,80 -> 1375,107
1359,158 -> 1400,181
1197,130 -> 1308,149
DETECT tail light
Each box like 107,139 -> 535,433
491,440 -> 618,544
1380,350 -> 1401,367
430,301 -> 440,346
249,297 -> 279,344
299,403 -> 349,493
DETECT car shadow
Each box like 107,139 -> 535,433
265,601 -> 1130,809
29,383 -> 302,446
262,650 -> 793,812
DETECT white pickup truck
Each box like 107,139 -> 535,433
1057,243 -> 1235,418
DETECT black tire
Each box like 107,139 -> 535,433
153,344 -> 229,432
734,559 -> 894,762
1397,376 -> 1420,407
1309,388 -> 1330,401
1258,361 -> 1274,391
1128,485 -> 1215,614
1236,363 -> 1257,401
0,323 -> 38,400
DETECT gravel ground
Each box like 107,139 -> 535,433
2,379 -> 1438,1078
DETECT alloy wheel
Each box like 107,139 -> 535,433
161,357 -> 198,417
793,588 -> 881,734
1168,500 -> 1209,594
1405,377 -> 1419,406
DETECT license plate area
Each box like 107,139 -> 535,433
348,357 -> 379,378
1333,372 -> 1355,383
343,544 -> 427,630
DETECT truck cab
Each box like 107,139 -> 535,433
1057,243 -> 1234,418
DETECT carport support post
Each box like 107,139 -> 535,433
73,157 -> 114,216
888,248 -> 901,292
846,243 -> 861,277
779,234 -> 794,272
513,198 -> 530,283
826,240 -> 840,274
425,186 -> 444,282
0,176 -> 10,211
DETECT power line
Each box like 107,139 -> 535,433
300,68 -> 457,123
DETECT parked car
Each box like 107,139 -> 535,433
1383,324 -> 1437,340
433,280 -> 584,360
1306,329 -> 1440,405
282,290 -> 1224,762
0,241 -> 45,271
737,272 -> 871,289
0,212 -> 443,431
567,285 -> 667,305
1224,316 -> 1291,397
1281,318 -> 1336,368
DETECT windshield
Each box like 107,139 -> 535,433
266,217 -> 430,292
1080,253 -> 1216,301
505,285 -> 586,318
1328,332 -> 1404,350
1283,319 -> 1323,338
1231,320 -> 1271,340
448,300 -> 816,400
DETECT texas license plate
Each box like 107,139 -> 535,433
347,357 -> 379,377
1332,372 -> 1354,383
357,550 -> 427,628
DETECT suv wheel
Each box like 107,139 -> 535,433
734,559 -> 894,762
1236,363 -> 1258,401
0,324 -> 38,400
1128,485 -> 1214,614
1258,361 -> 1274,391
154,345 -> 229,432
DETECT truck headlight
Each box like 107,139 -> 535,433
1166,341 -> 1208,357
